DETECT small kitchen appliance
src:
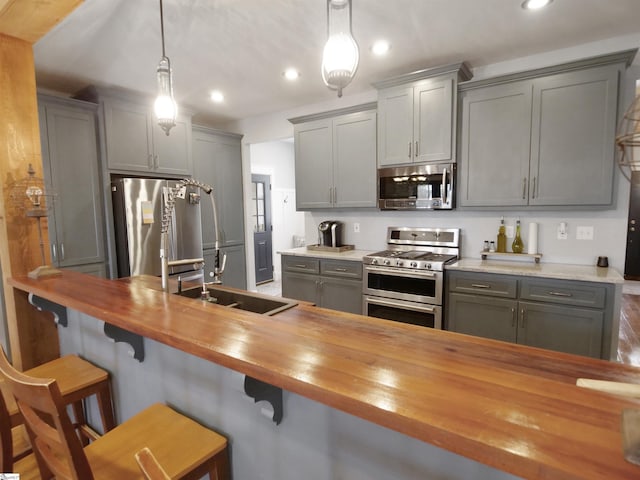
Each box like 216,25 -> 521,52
378,163 -> 455,210
318,220 -> 343,247
363,227 -> 460,329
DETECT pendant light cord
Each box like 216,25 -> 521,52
159,0 -> 166,58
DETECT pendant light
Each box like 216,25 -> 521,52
154,0 -> 177,135
321,0 -> 359,98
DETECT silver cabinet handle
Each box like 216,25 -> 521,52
334,267 -> 348,272
415,141 -> 419,157
333,187 -> 337,204
522,177 -> 527,200
531,177 -> 537,199
471,283 -> 490,289
511,307 -> 516,327
441,167 -> 447,205
520,308 -> 526,328
60,242 -> 65,261
148,154 -> 154,168
408,141 -> 412,158
548,291 -> 572,297
51,243 -> 57,262
294,264 -> 309,269
329,188 -> 332,203
154,154 -> 159,169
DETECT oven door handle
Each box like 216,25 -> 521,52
364,266 -> 437,278
365,297 -> 436,313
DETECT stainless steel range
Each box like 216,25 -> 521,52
363,227 -> 460,329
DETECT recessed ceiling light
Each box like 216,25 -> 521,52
521,0 -> 553,10
283,68 -> 300,81
371,40 -> 391,56
210,90 -> 224,103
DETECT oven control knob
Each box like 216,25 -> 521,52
371,258 -> 378,265
384,259 -> 391,266
426,263 -> 432,270
396,260 -> 403,267
410,262 -> 418,268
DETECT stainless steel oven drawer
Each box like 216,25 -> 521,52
282,256 -> 320,274
447,271 -> 517,298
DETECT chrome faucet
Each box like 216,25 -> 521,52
160,178 -> 226,292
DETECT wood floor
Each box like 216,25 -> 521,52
619,293 -> 640,366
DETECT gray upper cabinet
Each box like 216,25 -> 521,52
291,105 -> 377,210
458,81 -> 533,206
374,63 -> 472,167
458,51 -> 632,208
192,127 -> 245,248
103,97 -> 192,176
38,96 -> 106,272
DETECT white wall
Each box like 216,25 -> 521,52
228,34 -> 640,287
250,140 -> 305,281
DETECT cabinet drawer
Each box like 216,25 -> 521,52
447,272 -> 517,298
282,256 -> 320,274
520,279 -> 606,309
320,259 -> 362,279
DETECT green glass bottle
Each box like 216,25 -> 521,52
497,216 -> 507,253
512,219 -> 524,253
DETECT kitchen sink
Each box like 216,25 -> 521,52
175,285 -> 298,316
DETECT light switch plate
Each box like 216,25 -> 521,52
576,226 -> 594,240
557,222 -> 568,240
353,223 -> 360,233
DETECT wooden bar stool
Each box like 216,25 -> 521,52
1,354 -> 116,443
0,347 -> 230,479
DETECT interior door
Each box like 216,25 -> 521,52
252,174 -> 273,284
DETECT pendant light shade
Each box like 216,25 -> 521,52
154,0 -> 177,135
321,0 -> 359,98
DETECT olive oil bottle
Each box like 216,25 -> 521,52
497,216 -> 507,253
512,218 -> 524,253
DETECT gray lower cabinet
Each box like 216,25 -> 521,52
290,105 -> 377,210
458,53 -> 627,208
38,95 -> 106,276
446,270 -> 613,359
281,255 -> 362,314
204,245 -> 246,290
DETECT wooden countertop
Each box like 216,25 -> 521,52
9,271 -> 640,479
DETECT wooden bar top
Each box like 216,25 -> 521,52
9,271 -> 640,479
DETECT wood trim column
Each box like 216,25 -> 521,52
0,0 -> 82,369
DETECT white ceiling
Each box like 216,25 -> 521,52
33,0 -> 640,127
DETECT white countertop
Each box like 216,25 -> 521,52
277,247 -> 375,261
447,258 -> 624,284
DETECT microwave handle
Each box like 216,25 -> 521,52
441,167 -> 447,205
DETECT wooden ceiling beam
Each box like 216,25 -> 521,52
0,0 -> 82,43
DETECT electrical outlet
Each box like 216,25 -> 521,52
354,222 -> 360,233
557,222 -> 568,240
576,226 -> 594,240
506,226 -> 514,238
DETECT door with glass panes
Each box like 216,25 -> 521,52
251,174 -> 273,284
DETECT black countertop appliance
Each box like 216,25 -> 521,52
318,221 -> 343,247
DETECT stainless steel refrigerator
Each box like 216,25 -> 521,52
112,176 -> 204,280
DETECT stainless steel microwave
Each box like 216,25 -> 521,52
378,163 -> 455,210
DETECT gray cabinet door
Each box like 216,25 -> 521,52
282,271 -> 320,305
377,86 -> 413,166
205,245 -> 246,289
518,301 -> 603,358
320,276 -> 362,314
414,78 -> 453,163
151,114 -> 192,176
40,101 -> 105,268
294,119 -> 333,209
447,293 -> 517,343
103,99 -> 152,172
529,66 -> 618,206
333,111 -> 377,208
104,98 -> 191,175
458,81 -> 533,206
193,129 -> 245,248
